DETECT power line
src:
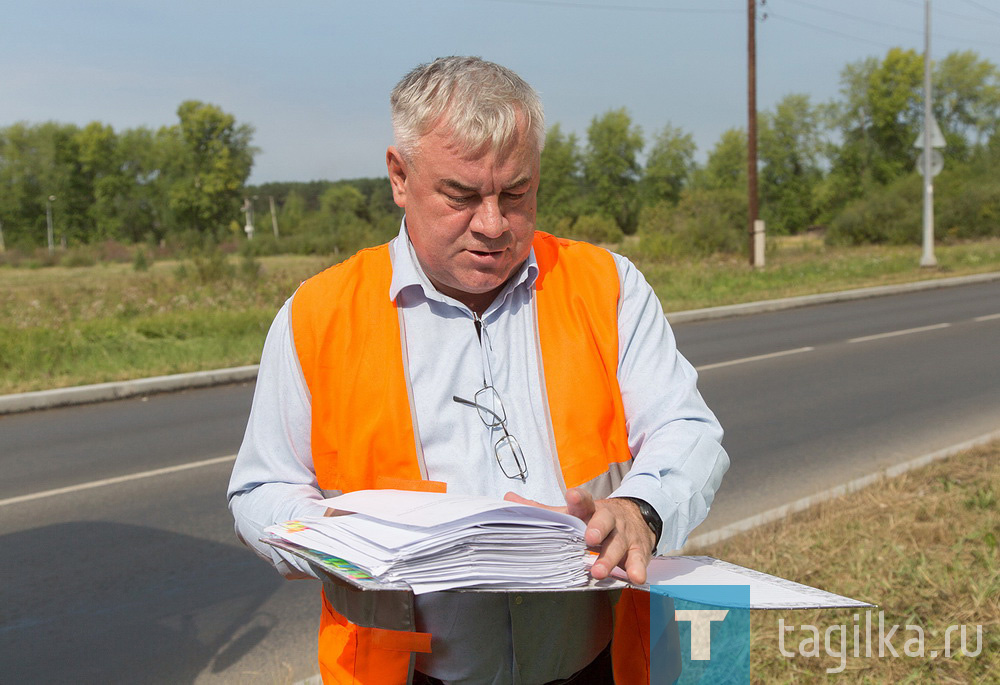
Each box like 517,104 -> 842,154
477,0 -> 739,14
886,0 -> 1000,26
960,0 -> 1000,20
784,0 -> 924,37
766,11 -> 896,50
779,0 -> 1000,50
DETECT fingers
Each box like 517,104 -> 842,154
503,491 -> 566,513
564,487 -> 596,523
588,526 -> 627,579
505,490 -> 651,585
622,547 -> 648,585
585,498 -> 654,583
583,501 -> 616,548
503,491 -> 535,505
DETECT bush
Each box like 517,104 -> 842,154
566,214 -> 624,245
825,167 -> 1000,246
60,247 -> 98,268
96,240 -> 133,263
936,172 -> 1000,241
535,214 -> 575,239
826,176 -> 921,246
174,246 -> 235,284
133,248 -> 151,272
637,189 -> 746,257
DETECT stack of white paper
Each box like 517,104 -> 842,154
264,489 -> 590,594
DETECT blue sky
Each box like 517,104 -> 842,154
3,1 -> 1000,184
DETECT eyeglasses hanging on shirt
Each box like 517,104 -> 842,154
452,312 -> 528,482
453,387 -> 528,481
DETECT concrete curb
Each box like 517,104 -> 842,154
0,365 -> 259,415
682,429 -> 1000,551
2,271 -> 997,415
665,270 -> 1000,324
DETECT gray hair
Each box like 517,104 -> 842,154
390,56 -> 545,160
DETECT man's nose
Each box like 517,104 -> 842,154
472,196 -> 506,238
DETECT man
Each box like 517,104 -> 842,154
229,56 -> 728,685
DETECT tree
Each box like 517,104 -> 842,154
165,101 -> 255,240
583,108 -> 644,233
0,121 -> 85,247
280,190 -> 306,234
759,94 -> 826,233
116,126 -> 172,243
642,124 -> 695,206
695,128 -> 746,191
76,121 -> 124,241
934,50 -> 1000,158
831,48 -> 923,193
538,123 -> 583,223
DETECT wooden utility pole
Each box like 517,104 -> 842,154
747,0 -> 760,267
269,195 -> 280,239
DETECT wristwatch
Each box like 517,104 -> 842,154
620,497 -> 663,549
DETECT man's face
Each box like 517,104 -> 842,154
386,123 -> 539,313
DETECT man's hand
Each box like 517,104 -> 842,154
503,488 -> 655,585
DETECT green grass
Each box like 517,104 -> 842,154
623,235 -> 1000,311
0,254 -> 331,393
694,442 -> 999,682
2,238 -> 999,393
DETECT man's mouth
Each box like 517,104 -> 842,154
468,247 -> 506,258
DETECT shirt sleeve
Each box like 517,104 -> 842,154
226,298 -> 329,579
607,253 -> 730,554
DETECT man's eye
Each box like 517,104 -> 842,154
447,194 -> 473,204
502,192 -> 526,201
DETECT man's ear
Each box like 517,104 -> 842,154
386,146 -> 408,209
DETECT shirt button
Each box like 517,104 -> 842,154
514,595 -> 523,605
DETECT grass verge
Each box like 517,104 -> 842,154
694,441 -> 999,682
626,236 -> 1000,311
2,238 -> 999,393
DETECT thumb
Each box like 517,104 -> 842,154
564,487 -> 596,522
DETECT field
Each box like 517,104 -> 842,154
695,441 -> 999,682
2,237 -> 1000,394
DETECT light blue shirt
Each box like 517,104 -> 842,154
228,222 -> 729,684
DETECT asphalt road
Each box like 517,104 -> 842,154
2,279 -> 998,683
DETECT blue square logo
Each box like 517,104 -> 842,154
649,585 -> 752,684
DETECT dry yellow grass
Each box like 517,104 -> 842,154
694,443 -> 999,682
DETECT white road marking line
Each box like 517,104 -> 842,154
974,313 -> 1000,322
848,322 -> 951,344
0,454 -> 237,507
696,346 -> 815,371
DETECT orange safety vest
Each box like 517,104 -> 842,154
291,231 -> 651,685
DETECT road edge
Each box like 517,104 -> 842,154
665,270 -> 1000,323
682,429 -> 1000,551
0,365 -> 259,414
3,271 -> 997,415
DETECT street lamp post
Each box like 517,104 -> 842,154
919,0 -> 937,268
46,195 -> 56,254
242,196 -> 256,240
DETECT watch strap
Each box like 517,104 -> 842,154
619,496 -> 662,549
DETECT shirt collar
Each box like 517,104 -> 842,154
388,218 -> 538,310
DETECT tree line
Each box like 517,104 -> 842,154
2,47 -> 999,260
0,101 -> 253,251
536,47 -> 1000,254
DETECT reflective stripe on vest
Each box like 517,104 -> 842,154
291,231 -> 645,685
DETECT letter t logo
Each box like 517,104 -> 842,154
674,609 -> 729,660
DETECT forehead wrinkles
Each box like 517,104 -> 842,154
417,130 -> 535,191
